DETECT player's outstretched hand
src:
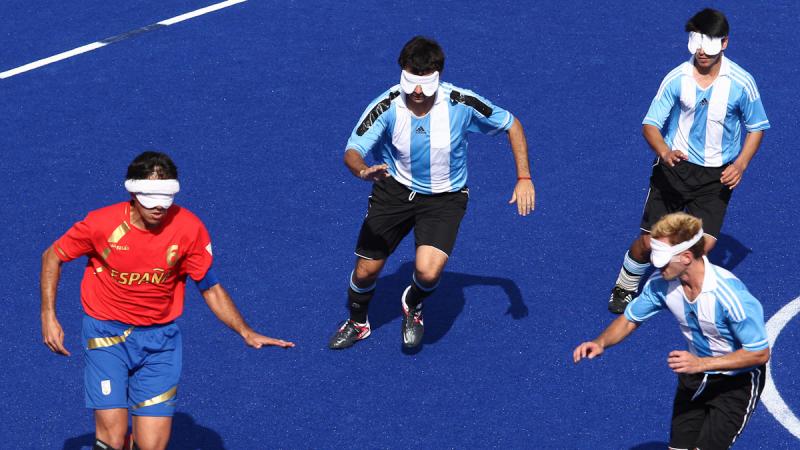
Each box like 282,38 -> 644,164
509,179 -> 536,216
720,162 -> 744,189
667,350 -> 705,374
359,164 -> 390,182
42,314 -> 71,356
659,149 -> 688,167
573,341 -> 603,363
243,331 -> 295,349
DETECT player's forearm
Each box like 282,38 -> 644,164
593,315 -> 639,349
732,131 -> 763,171
40,246 -> 63,317
344,149 -> 369,178
202,284 -> 254,338
507,119 -> 531,179
700,348 -> 770,372
642,124 -> 671,158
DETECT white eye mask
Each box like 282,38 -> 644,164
400,70 -> 439,96
124,179 -> 180,209
650,228 -> 704,268
688,32 -> 723,56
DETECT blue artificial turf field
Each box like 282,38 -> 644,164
2,1 -> 799,448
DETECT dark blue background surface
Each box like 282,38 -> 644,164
2,1 -> 798,448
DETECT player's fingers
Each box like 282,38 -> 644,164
508,191 -> 517,204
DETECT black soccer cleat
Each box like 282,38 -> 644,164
401,289 -> 424,348
328,319 -> 371,349
608,286 -> 636,314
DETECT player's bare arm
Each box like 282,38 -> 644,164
344,148 -> 389,181
573,315 -> 639,363
40,245 -> 70,356
506,118 -> 536,216
667,347 -> 770,374
643,124 -> 688,167
721,130 -> 763,189
201,283 -> 295,349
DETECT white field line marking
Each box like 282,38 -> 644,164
0,0 -> 247,79
762,295 -> 800,440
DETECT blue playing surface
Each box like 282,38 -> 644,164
2,1 -> 799,448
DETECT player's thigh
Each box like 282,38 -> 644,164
640,164 -> 687,233
685,185 -> 731,239
696,368 -> 766,450
668,374 -> 706,449
132,415 -> 173,450
413,189 -> 468,259
415,245 -> 449,284
355,178 -> 416,260
82,316 -> 132,411
129,323 -> 182,418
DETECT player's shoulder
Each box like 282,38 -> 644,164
660,61 -> 690,84
366,85 -> 402,107
85,202 -> 127,222
169,205 -> 205,227
440,82 -> 489,102
724,57 -> 760,99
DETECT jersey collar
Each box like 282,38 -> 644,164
685,54 -> 731,78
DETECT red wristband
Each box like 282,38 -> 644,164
517,176 -> 531,180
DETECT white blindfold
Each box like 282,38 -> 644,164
688,32 -> 723,56
125,179 -> 180,209
400,70 -> 439,96
650,229 -> 704,268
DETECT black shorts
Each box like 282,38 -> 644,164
640,160 -> 732,238
670,366 -> 766,450
355,177 -> 469,260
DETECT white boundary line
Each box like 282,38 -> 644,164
0,0 -> 246,79
762,295 -> 800,440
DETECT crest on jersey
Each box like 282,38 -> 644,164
101,380 -> 112,396
166,245 -> 179,267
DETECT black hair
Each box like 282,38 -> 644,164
685,8 -> 729,38
126,151 -> 178,180
397,36 -> 445,75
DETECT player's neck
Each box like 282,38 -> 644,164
678,258 -> 705,300
693,55 -> 722,80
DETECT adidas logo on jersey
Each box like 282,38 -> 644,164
415,126 -> 427,135
699,98 -> 708,107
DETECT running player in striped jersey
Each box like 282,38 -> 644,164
329,36 -> 536,350
40,152 -> 294,450
608,9 -> 770,314
576,213 -> 770,449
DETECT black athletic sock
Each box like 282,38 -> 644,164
93,439 -> 119,450
347,287 -> 375,324
404,280 -> 435,311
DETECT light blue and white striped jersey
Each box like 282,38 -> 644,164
346,82 -> 514,194
625,257 -> 769,375
643,56 -> 770,167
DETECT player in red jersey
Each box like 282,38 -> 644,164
40,152 -> 294,450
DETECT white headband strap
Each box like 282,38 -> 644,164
124,179 -> 180,195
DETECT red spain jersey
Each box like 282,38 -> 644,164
54,202 -> 213,325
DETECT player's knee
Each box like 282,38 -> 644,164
413,268 -> 441,288
354,262 -> 381,284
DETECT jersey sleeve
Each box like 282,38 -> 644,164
181,221 -> 214,282
739,83 -> 770,132
52,215 -> 95,262
464,91 -> 515,136
624,276 -> 667,323
643,73 -> 681,129
345,90 -> 396,157
724,291 -> 770,352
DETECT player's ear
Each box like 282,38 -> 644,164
721,37 -> 729,52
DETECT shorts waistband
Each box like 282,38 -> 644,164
84,314 -> 175,330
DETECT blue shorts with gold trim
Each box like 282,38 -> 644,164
82,315 -> 181,417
